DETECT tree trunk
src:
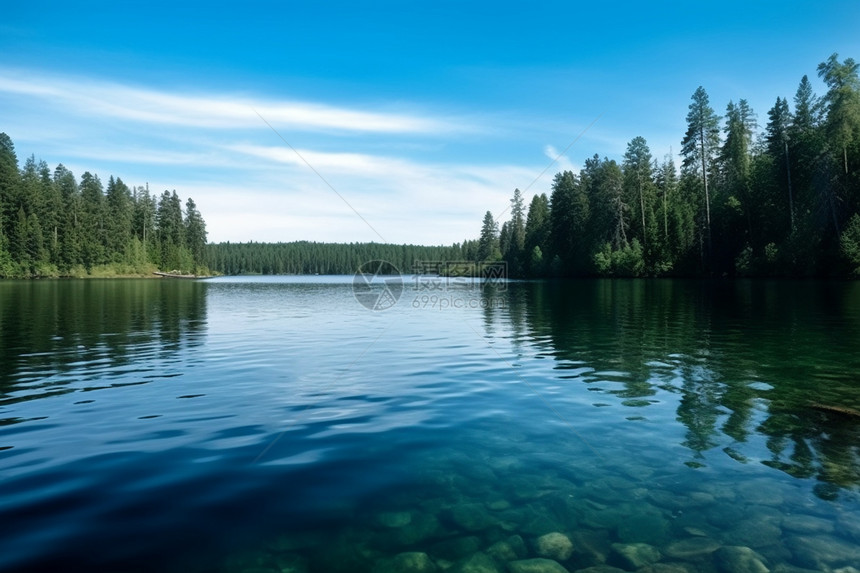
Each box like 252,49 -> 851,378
699,129 -> 712,255
638,174 -> 646,248
663,189 -> 668,239
785,141 -> 794,232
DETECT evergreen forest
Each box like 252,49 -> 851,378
482,54 -> 860,278
4,53 -> 860,279
0,134 -> 208,278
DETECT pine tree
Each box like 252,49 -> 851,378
157,190 -> 187,271
506,188 -> 526,275
0,134 -> 20,260
133,185 -> 157,264
765,97 -> 795,232
623,136 -> 656,254
184,197 -> 208,271
818,53 -> 860,175
54,165 -> 81,270
524,194 -> 550,252
79,172 -> 106,269
549,170 -> 590,275
477,210 -> 499,261
681,87 -> 721,256
655,155 -> 678,242
105,176 -> 133,263
717,99 -> 757,270
789,74 -> 834,249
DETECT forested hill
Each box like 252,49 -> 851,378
476,53 -> 860,278
0,133 -> 208,278
206,241 -> 467,276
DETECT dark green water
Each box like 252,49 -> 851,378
1,277 -> 859,572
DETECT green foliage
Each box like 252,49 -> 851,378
0,247 -> 15,278
528,245 -> 544,275
477,54 -> 860,279
524,193 -> 550,259
593,239 -> 645,277
840,213 -> 860,275
0,133 -> 208,278
735,244 -> 753,276
549,169 -> 590,275
818,53 -> 860,175
207,241 -> 464,275
502,189 -> 526,276
477,210 -> 499,261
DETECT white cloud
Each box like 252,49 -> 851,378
1,67 -> 569,246
169,152 -> 539,245
543,144 -> 578,174
0,69 -> 470,135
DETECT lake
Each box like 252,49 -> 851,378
1,276 -> 859,572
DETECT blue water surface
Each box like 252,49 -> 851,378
1,277 -> 859,572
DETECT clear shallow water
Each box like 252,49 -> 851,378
1,277 -> 859,572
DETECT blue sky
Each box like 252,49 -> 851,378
2,1 -> 859,244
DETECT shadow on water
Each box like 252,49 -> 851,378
504,279 -> 860,499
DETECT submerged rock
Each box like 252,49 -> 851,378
373,551 -> 438,573
572,566 -> 626,573
520,514 -> 565,537
838,515 -> 860,542
615,509 -> 671,546
663,537 -> 721,560
533,532 -> 574,561
377,511 -> 413,528
394,513 -> 443,546
781,514 -> 834,535
714,546 -> 769,573
645,489 -> 684,512
432,536 -> 483,561
506,558 -> 569,573
610,542 -> 661,569
450,503 -> 497,532
686,491 -> 716,507
451,552 -> 501,573
567,530 -> 609,566
724,517 -> 782,548
788,534 -> 860,569
736,481 -> 784,506
703,502 -> 748,528
509,478 -> 550,502
487,535 -> 528,563
636,564 -> 696,573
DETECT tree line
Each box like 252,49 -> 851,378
6,53 -> 860,280
479,53 -> 860,277
206,241 -> 464,276
0,133 -> 208,278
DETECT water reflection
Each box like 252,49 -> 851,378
500,279 -> 860,498
0,279 -> 207,413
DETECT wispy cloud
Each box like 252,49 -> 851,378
0,69 -> 470,135
0,67 -> 579,245
543,144 -> 577,174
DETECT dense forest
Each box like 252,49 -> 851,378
5,53 -> 860,279
478,53 -> 860,278
0,133 -> 209,278
207,241 -> 464,276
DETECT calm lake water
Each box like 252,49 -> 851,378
1,277 -> 859,572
